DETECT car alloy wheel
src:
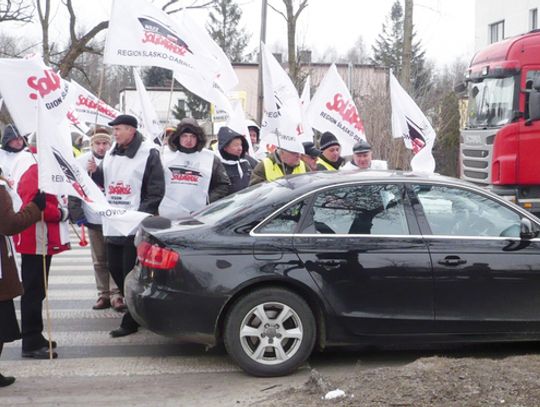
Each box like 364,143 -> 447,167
239,302 -> 303,365
224,288 -> 316,377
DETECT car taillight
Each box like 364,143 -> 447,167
137,241 -> 179,270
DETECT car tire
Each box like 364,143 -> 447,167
224,287 -> 316,377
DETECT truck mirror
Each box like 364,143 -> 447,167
454,82 -> 466,93
528,87 -> 540,121
534,77 -> 540,91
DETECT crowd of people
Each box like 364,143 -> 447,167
0,114 -> 386,386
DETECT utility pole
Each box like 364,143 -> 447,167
257,0 -> 268,124
401,0 -> 413,93
394,0 -> 413,170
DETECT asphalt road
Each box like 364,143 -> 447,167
2,231 -> 540,406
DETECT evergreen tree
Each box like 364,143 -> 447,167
371,0 -> 430,96
143,67 -> 172,87
172,90 -> 210,121
206,0 -> 250,62
433,91 -> 460,176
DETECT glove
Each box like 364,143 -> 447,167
76,216 -> 88,227
58,207 -> 70,222
31,191 -> 46,211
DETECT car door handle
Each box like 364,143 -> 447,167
319,260 -> 347,267
438,256 -> 467,266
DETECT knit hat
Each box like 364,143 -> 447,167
90,132 -> 112,144
319,132 -> 340,150
302,141 -> 321,157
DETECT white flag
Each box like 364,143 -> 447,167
104,0 -> 236,114
132,68 -> 163,142
0,55 -> 75,135
258,43 -> 304,155
390,73 -> 436,173
306,64 -> 365,155
71,80 -> 120,127
300,75 -> 313,143
66,109 -> 91,138
36,103 -> 150,236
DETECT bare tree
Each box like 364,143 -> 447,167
0,0 -> 34,23
268,0 -> 308,87
36,0 -> 108,76
162,0 -> 217,14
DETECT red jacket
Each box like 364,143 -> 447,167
14,162 -> 70,255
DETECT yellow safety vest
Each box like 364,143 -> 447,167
262,158 -> 307,182
316,157 -> 337,171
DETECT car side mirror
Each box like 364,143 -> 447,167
520,218 -> 537,240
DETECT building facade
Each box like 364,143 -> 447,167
475,0 -> 540,50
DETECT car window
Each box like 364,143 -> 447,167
301,184 -> 409,235
256,200 -> 307,234
413,184 -> 521,237
193,181 -> 293,225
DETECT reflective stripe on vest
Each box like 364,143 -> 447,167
316,157 -> 337,171
262,158 -> 306,182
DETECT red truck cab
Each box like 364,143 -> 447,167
461,30 -> 540,214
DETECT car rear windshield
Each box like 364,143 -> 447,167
192,180 -> 294,225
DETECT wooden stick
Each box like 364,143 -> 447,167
41,212 -> 54,360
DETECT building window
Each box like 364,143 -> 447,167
530,9 -> 538,31
489,20 -> 505,44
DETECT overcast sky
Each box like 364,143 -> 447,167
9,0 -> 476,68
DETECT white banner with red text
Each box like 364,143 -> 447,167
306,64 -> 366,156
0,55 -> 76,136
104,0 -> 236,114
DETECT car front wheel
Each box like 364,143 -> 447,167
224,287 -> 316,377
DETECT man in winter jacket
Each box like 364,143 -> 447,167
13,149 -> 70,359
69,130 -> 124,312
96,115 -> 165,338
249,148 -> 309,186
316,132 -> 345,171
159,118 -> 230,220
216,126 -> 257,195
342,140 -> 388,170
0,170 -> 44,385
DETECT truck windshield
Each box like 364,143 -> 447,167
467,77 -> 516,128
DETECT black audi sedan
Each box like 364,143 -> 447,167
125,171 -> 540,377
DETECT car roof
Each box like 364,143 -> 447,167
272,170 -> 480,192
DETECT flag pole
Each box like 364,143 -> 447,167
92,64 -> 107,136
30,104 -> 54,360
164,70 -> 176,133
41,214 -> 54,360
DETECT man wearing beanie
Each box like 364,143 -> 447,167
69,129 -> 125,312
94,114 -> 165,338
316,131 -> 345,171
0,124 -> 30,186
158,118 -> 230,220
216,126 -> 258,194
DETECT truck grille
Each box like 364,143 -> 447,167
460,130 -> 495,185
463,160 -> 488,169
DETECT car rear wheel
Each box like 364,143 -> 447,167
224,288 -> 316,377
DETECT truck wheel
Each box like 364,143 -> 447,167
224,287 -> 316,377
